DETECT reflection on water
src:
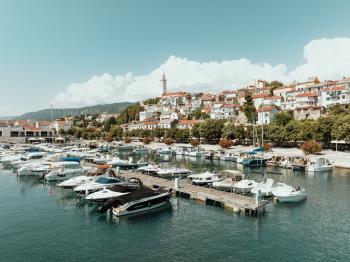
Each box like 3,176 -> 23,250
0,152 -> 349,262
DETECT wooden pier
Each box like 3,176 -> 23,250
121,171 -> 270,216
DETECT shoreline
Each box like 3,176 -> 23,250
132,141 -> 350,169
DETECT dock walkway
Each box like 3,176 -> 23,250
122,171 -> 270,216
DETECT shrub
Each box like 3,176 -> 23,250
142,137 -> 153,144
190,139 -> 200,147
300,140 -> 323,155
263,143 -> 273,152
124,137 -> 131,144
219,138 -> 233,148
163,138 -> 175,145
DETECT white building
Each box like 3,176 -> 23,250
295,92 -> 319,108
257,106 -> 279,125
319,85 -> 350,107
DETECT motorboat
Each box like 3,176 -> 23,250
156,167 -> 192,178
115,143 -> 134,151
157,147 -> 174,155
203,150 -> 215,160
133,146 -> 149,154
93,154 -> 112,165
45,162 -> 88,182
291,157 -> 309,171
219,152 -> 237,162
137,163 -> 161,174
241,155 -> 269,167
306,158 -> 334,172
234,179 -> 258,194
85,180 -> 143,202
251,178 -> 275,197
99,186 -> 172,216
106,157 -> 128,166
73,174 -> 131,195
110,159 -> 148,170
57,164 -> 112,188
188,171 -> 222,185
272,184 -> 307,202
266,155 -> 285,167
10,152 -> 47,168
187,148 -> 203,157
212,170 -> 244,190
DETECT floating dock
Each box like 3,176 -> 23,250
122,171 -> 270,216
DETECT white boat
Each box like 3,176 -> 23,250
45,162 -> 88,181
212,170 -> 244,190
85,184 -> 139,202
251,178 -> 275,197
234,179 -> 258,194
115,143 -> 134,151
156,167 -> 192,178
157,147 -> 174,155
306,158 -> 334,172
106,157 -> 128,166
98,187 -> 172,216
73,175 -> 130,194
10,152 -> 47,168
137,164 -> 160,174
57,164 -> 112,188
188,171 -> 222,185
272,184 -> 307,202
133,146 -> 149,154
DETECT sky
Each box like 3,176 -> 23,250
1,0 -> 350,116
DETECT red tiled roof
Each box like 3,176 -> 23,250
222,104 -> 239,108
322,85 -> 346,92
252,94 -> 269,99
162,91 -> 189,97
257,106 -> 275,112
178,120 -> 199,125
296,92 -> 318,97
264,96 -> 282,100
23,126 -> 41,131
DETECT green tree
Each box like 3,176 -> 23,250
199,119 -> 225,140
274,110 -> 293,126
191,123 -> 201,139
243,93 -> 256,123
109,125 -> 124,140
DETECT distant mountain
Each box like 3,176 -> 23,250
12,102 -> 134,120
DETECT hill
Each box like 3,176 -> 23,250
13,102 -> 133,120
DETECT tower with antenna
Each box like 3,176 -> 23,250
160,72 -> 167,95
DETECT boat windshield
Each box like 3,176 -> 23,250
96,177 -> 118,184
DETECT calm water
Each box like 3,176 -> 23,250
0,154 -> 349,262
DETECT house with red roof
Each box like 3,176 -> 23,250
319,85 -> 350,107
295,92 -> 319,108
257,106 -> 279,125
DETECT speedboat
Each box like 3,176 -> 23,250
73,174 -> 131,195
137,164 -> 160,174
11,152 -> 47,168
188,149 -> 203,157
306,158 -> 334,172
272,184 -> 307,202
212,170 -> 244,190
133,146 -> 149,154
106,157 -> 128,166
157,147 -> 174,155
57,164 -> 112,188
251,178 -> 275,197
188,171 -> 222,185
115,143 -> 134,151
99,186 -> 172,216
85,180 -> 142,202
156,167 -> 192,178
234,179 -> 258,194
45,162 -> 88,181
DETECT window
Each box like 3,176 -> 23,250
10,131 -> 19,137
0,130 -> 2,137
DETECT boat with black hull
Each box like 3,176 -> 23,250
99,186 -> 172,216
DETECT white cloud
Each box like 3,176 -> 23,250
52,37 -> 350,108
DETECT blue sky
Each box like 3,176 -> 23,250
1,0 -> 350,116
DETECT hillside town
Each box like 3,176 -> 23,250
1,73 -> 350,146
